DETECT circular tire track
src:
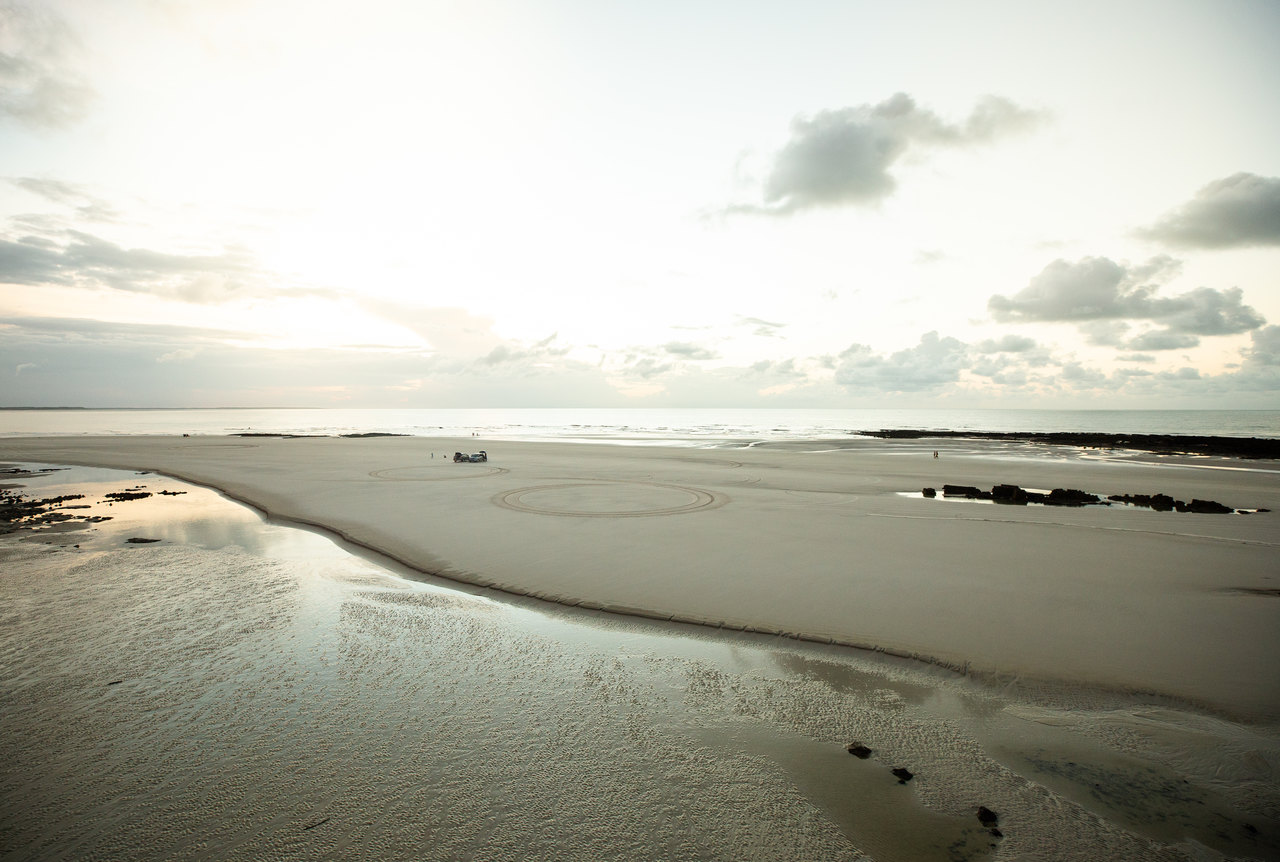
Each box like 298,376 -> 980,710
370,465 -> 509,481
492,481 -> 727,517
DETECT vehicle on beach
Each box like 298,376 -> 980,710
453,451 -> 487,463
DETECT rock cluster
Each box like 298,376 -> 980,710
861,429 -> 1280,459
920,484 -> 1257,514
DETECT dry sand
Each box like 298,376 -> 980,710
2,433 -> 1278,722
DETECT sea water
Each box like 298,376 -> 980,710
2,406 -> 1278,440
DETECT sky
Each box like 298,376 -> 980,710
2,0 -> 1278,408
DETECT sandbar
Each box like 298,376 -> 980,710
2,433 -> 1278,721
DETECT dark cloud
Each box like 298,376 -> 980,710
834,331 -> 970,392
989,256 -> 1265,350
733,93 -> 1043,215
1139,173 -> 1280,248
0,3 -> 94,128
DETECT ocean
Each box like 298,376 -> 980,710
2,407 -> 1278,441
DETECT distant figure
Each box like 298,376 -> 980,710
933,450 -> 938,459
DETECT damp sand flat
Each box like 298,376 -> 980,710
1,434 -> 1278,721
5,466 -> 1278,862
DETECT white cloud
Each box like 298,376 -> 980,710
834,331 -> 970,393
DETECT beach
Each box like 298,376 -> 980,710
2,434 -> 1279,860
2,433 -> 1278,718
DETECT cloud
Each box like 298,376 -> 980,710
1126,330 -> 1199,351
0,229 -> 256,300
663,341 -> 718,360
974,334 -> 1038,354
0,2 -> 94,128
731,93 -> 1043,215
834,331 -> 970,392
988,256 -> 1266,350
1139,173 -> 1280,248
9,176 -> 118,222
1243,325 -> 1280,367
737,316 -> 787,338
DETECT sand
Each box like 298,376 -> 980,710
3,456 -> 1280,861
1,433 -> 1278,722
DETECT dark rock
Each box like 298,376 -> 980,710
846,743 -> 872,759
990,828 -> 1003,838
105,491 -> 151,502
922,487 -> 936,498
943,485 -> 988,499
991,484 -> 1027,505
126,537 -> 160,544
1185,499 -> 1233,514
1150,494 -> 1176,511
891,767 -> 914,783
1046,488 -> 1101,506
856,430 -> 1280,460
977,806 -> 999,827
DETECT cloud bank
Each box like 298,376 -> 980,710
988,256 -> 1266,350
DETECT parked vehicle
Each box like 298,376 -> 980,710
454,451 -> 487,463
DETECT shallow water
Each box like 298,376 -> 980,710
3,462 -> 1278,861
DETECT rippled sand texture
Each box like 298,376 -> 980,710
1,434 -> 1278,721
3,465 -> 1280,860
3,535 -> 1275,862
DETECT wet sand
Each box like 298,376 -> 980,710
3,465 -> 1278,861
1,434 -> 1277,722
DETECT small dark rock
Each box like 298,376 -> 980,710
105,491 -> 151,502
990,828 -> 1003,838
126,537 -> 160,544
846,743 -> 872,759
1185,498 -> 1233,514
1045,488 -> 1101,506
922,487 -> 936,498
891,767 -> 914,783
943,485 -> 988,499
977,806 -> 999,827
